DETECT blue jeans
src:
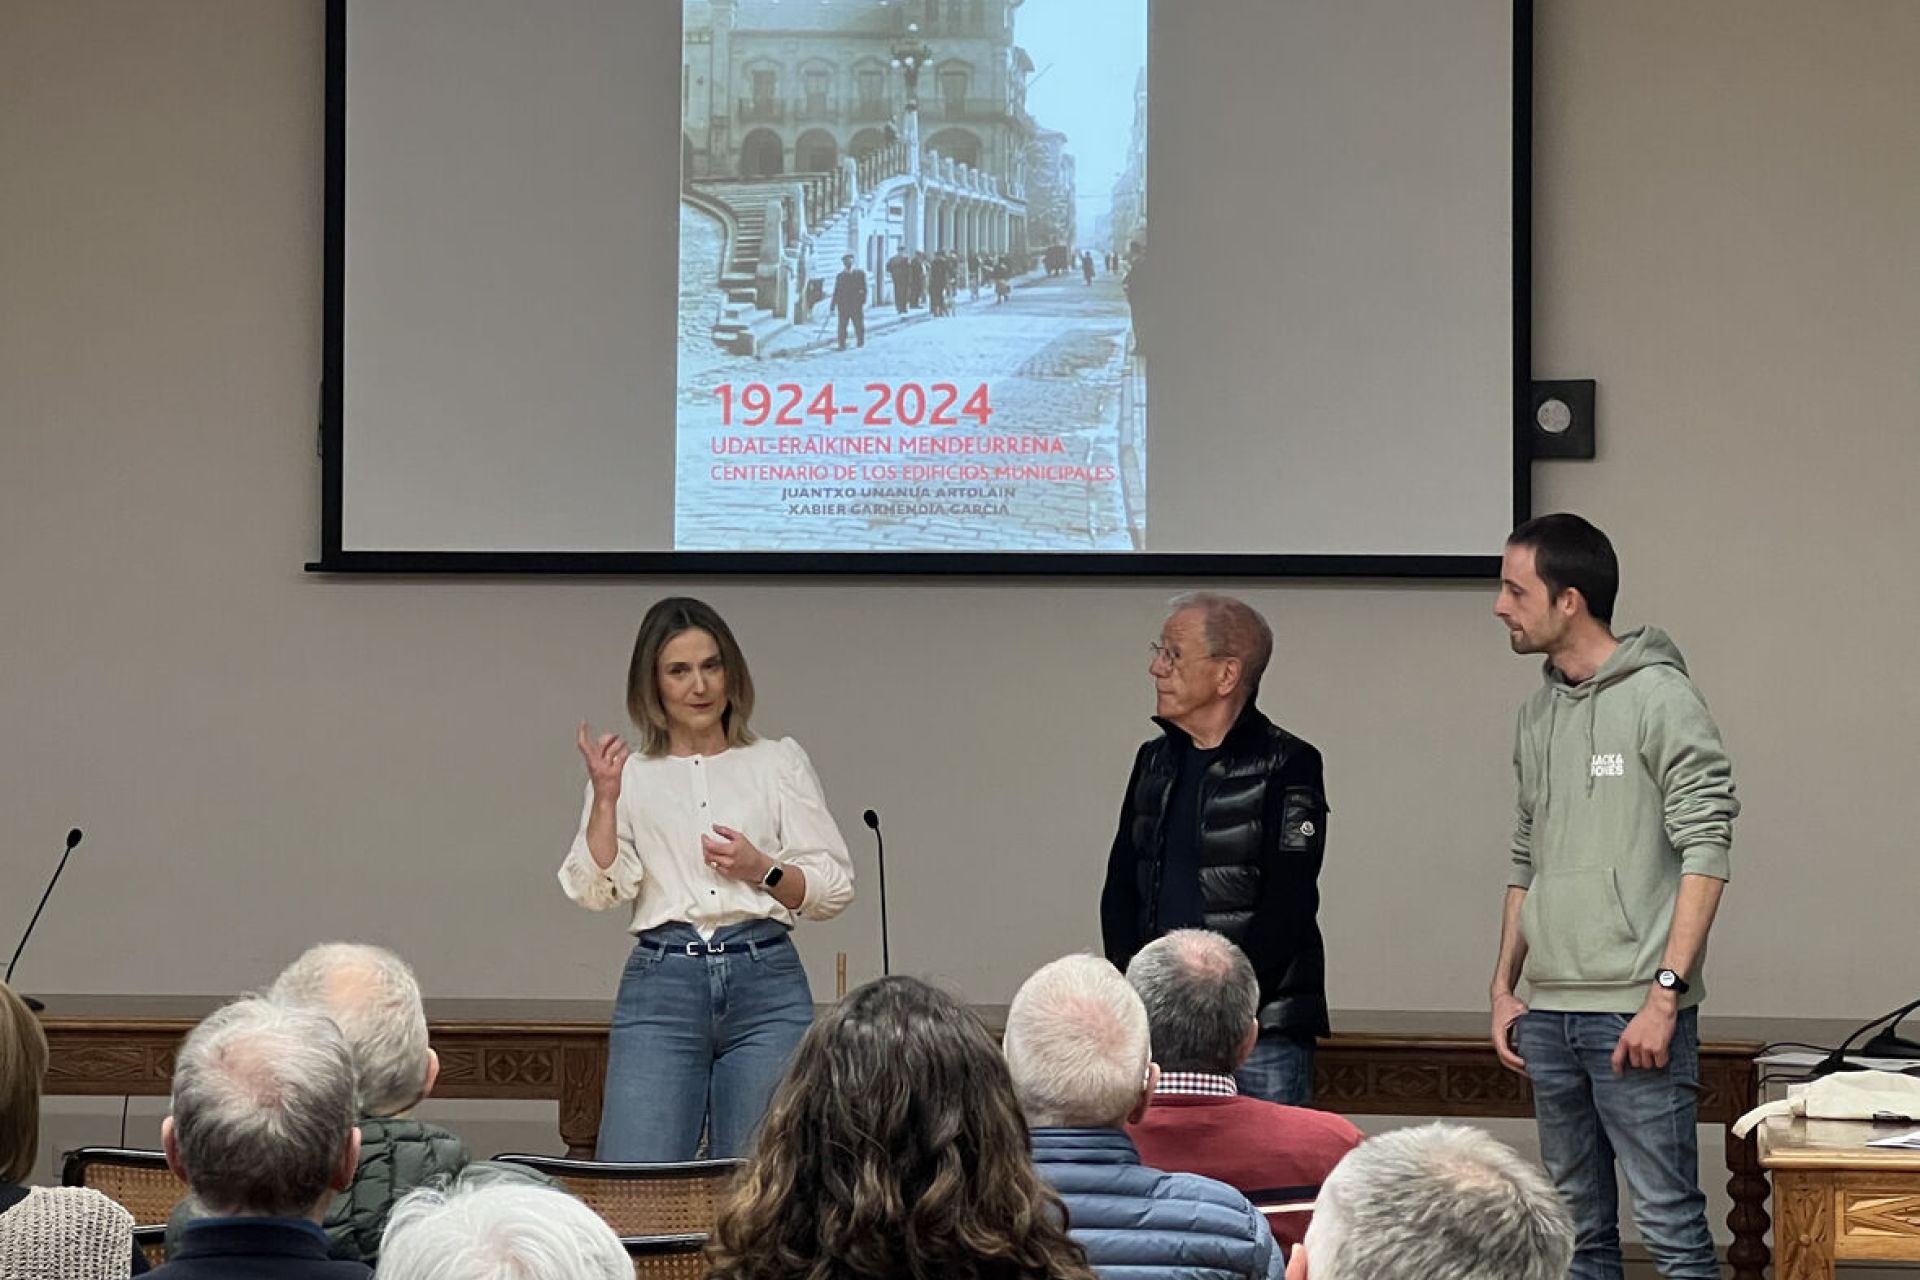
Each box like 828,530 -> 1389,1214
597,920 -> 813,1162
1517,1007 -> 1717,1280
1234,1031 -> 1315,1106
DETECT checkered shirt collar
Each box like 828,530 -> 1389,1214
1154,1071 -> 1239,1097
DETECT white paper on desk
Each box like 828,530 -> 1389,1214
1867,1129 -> 1920,1149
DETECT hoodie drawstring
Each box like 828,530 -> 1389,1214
1543,695 -> 1559,814
1585,689 -> 1600,795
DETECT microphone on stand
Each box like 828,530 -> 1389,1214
862,809 -> 890,976
1861,1000 -> 1920,1060
7,827 -> 84,1013
1811,995 -> 1920,1077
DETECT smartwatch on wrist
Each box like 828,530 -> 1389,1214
760,863 -> 785,890
1654,968 -> 1689,995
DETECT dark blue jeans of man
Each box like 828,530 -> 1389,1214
1234,1030 -> 1315,1106
1517,1007 -> 1717,1280
596,919 -> 813,1162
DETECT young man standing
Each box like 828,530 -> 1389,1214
1489,513 -> 1739,1280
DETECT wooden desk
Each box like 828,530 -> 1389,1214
37,999 -> 1774,1280
38,996 -> 613,1159
1761,1117 -> 1920,1279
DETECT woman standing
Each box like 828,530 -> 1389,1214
560,598 -> 854,1161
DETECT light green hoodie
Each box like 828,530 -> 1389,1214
1509,626 -> 1737,1013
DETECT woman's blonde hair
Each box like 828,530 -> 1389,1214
0,980 -> 50,1183
625,597 -> 757,757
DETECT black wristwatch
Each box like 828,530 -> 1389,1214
760,863 -> 785,890
1654,968 -> 1689,995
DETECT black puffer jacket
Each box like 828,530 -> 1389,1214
1101,702 -> 1330,1037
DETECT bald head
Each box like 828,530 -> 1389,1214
165,998 -> 358,1217
1126,929 -> 1259,1074
271,943 -> 432,1116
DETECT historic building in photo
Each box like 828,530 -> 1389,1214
1107,66 -> 1147,257
1025,126 -> 1076,254
684,0 -> 1034,188
682,0 -> 1048,351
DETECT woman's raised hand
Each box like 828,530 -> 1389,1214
576,721 -> 630,797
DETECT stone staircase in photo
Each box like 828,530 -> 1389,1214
688,142 -> 910,354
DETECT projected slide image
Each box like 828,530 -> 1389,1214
676,0 -> 1148,553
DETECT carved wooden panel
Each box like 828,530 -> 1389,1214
559,1043 -> 607,1158
1315,1054 -> 1528,1116
481,1047 -> 559,1089
1774,1173 -> 1836,1280
433,1046 -> 483,1088
433,1040 -> 571,1097
1835,1180 -> 1920,1261
45,1043 -> 174,1091
1315,1062 -> 1371,1101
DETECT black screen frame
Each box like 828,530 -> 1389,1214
315,0 -> 1532,579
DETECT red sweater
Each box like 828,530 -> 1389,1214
1127,1092 -> 1362,1253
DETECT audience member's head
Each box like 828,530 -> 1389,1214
162,997 -> 360,1219
1289,1123 -> 1573,1280
1004,954 -> 1156,1129
269,941 -> 436,1117
1125,929 -> 1259,1075
379,1180 -> 628,1280
0,981 -> 49,1185
709,976 -> 1096,1280
0,982 -> 54,1189
1,981 -> 141,1278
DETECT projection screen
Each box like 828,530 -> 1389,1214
320,0 -> 1531,575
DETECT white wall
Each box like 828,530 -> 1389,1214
4,4 -> 1917,1262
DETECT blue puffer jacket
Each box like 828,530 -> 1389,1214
1030,1128 -> 1285,1280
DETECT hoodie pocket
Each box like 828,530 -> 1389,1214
1519,867 -> 1641,986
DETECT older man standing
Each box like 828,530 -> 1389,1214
1102,592 -> 1330,1105
1125,930 -> 1361,1251
1004,954 -> 1282,1280
154,999 -> 367,1278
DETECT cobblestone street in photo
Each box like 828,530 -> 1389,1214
675,271 -> 1144,552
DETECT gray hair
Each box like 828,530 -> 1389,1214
1126,929 -> 1258,1074
270,942 -> 430,1117
1003,954 -> 1151,1129
379,1179 -> 630,1280
1167,592 -> 1273,699
169,997 -> 357,1217
1306,1123 -> 1574,1280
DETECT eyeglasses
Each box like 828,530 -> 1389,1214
1148,640 -> 1223,669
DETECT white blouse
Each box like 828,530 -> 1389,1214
558,736 -> 856,937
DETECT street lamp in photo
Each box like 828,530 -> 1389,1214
891,22 -> 933,176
